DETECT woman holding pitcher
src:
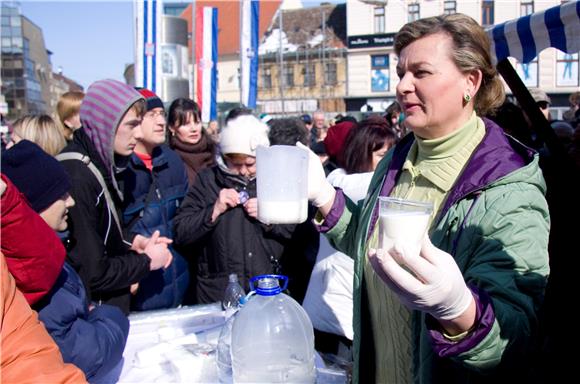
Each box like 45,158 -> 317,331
302,14 -> 549,383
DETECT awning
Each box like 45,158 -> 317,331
486,1 -> 580,64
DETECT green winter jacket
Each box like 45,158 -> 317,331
322,119 -> 550,383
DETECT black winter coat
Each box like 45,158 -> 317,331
60,129 -> 151,314
173,165 -> 294,304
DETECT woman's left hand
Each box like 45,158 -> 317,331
243,197 -> 258,219
368,236 -> 474,322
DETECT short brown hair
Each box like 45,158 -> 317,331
128,99 -> 146,118
12,114 -> 66,156
394,13 -> 504,116
56,91 -> 84,140
224,153 -> 251,163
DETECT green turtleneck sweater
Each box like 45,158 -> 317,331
393,112 -> 485,223
364,112 -> 485,384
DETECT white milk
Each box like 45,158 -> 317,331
378,212 -> 430,253
258,199 -> 308,224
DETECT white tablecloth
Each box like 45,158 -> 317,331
118,303 -> 225,383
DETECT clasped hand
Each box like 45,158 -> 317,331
368,236 -> 473,321
132,230 -> 173,270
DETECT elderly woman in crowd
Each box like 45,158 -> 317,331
303,14 -> 549,383
174,114 -> 294,304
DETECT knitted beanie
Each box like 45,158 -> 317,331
324,121 -> 357,163
300,114 -> 312,125
1,140 -> 71,213
220,115 -> 270,157
80,79 -> 144,173
135,87 -> 164,111
259,113 -> 273,124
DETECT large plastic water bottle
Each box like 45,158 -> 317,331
231,275 -> 316,383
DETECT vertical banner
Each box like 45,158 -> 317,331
134,0 -> 163,93
196,7 -> 218,122
240,0 -> 259,108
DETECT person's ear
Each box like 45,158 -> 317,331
465,69 -> 483,98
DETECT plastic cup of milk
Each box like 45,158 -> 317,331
378,197 -> 433,257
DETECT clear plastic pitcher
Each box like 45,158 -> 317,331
231,275 -> 316,383
256,145 -> 308,224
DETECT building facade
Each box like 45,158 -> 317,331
257,3 -> 348,115
1,2 -> 83,120
51,71 -> 83,113
346,0 -> 579,112
1,2 -> 49,119
159,14 -> 190,102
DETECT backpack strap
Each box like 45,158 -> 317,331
56,152 -> 124,238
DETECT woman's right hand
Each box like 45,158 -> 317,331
297,142 -> 336,213
212,188 -> 240,222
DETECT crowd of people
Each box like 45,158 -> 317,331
1,12 -> 578,384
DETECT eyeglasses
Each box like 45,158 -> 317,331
144,110 -> 166,119
536,101 -> 550,110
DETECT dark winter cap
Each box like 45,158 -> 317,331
324,121 -> 356,163
1,140 -> 71,213
136,87 -> 164,111
300,114 -> 312,124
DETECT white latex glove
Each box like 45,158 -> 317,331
296,142 -> 336,207
368,236 -> 473,320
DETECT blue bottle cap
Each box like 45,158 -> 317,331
249,275 -> 289,296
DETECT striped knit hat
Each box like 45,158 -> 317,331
80,79 -> 144,175
135,87 -> 164,111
